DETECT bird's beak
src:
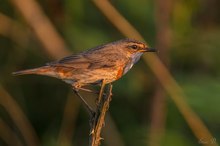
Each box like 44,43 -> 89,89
146,48 -> 157,52
141,47 -> 157,52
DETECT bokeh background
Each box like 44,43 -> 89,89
1,0 -> 220,146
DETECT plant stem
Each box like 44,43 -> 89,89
89,84 -> 113,146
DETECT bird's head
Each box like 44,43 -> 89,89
115,38 -> 156,56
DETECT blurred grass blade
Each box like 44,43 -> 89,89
0,118 -> 23,146
9,0 -> 70,59
0,85 -> 40,146
57,92 -> 80,146
92,0 -> 144,44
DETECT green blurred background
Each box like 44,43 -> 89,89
1,0 -> 220,146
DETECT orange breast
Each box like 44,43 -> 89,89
116,66 -> 124,80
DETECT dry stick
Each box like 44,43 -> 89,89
89,84 -> 113,146
97,80 -> 106,104
92,1 -> 217,146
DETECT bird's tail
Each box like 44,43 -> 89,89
12,66 -> 56,77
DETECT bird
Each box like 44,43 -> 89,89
13,38 -> 156,113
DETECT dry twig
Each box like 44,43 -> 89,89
89,84 -> 113,146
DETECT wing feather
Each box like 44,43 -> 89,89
47,46 -> 125,70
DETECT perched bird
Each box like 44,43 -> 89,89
13,38 -> 156,112
13,38 -> 155,87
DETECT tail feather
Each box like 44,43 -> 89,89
12,66 -> 55,76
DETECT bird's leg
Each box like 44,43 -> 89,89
77,87 -> 99,94
79,87 -> 106,96
73,88 -> 94,116
96,79 -> 106,105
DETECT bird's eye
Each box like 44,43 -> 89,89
130,45 -> 138,49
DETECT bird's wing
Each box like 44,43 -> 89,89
46,53 -> 90,69
47,52 -> 117,69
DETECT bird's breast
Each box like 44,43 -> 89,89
116,66 -> 124,80
122,52 -> 143,75
123,61 -> 134,75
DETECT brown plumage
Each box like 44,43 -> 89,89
13,38 -> 156,89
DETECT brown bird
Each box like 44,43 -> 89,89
13,38 -> 156,113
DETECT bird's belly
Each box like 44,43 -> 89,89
64,68 -> 118,87
82,69 -> 118,84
